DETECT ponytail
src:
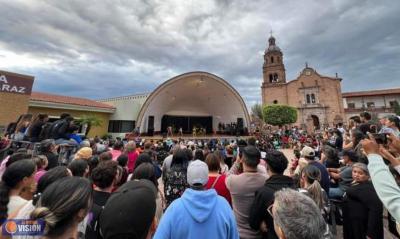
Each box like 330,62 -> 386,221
307,180 -> 324,209
0,181 -> 11,224
30,206 -> 57,231
301,164 -> 325,210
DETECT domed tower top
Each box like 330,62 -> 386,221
266,34 -> 281,53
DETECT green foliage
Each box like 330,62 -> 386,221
76,115 -> 103,136
393,100 -> 400,116
251,103 -> 263,120
262,104 -> 297,126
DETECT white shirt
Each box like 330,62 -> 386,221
8,195 -> 28,215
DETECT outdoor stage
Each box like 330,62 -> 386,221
138,133 -> 251,141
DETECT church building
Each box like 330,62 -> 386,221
261,35 -> 345,131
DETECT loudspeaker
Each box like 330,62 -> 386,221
237,118 -> 244,135
237,118 -> 244,130
147,116 -> 154,136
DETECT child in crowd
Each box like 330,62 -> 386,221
33,155 -> 48,183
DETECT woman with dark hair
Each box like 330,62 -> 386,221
164,149 -> 189,207
205,153 -> 231,205
14,166 -> 72,222
26,114 -> 49,142
332,129 -> 343,151
385,115 -> 400,138
342,163 -> 383,239
134,153 -> 162,179
134,153 -> 152,169
351,129 -> 368,164
68,159 -> 89,177
298,164 -> 329,220
132,162 -> 164,220
352,129 -> 365,150
116,154 -> 129,186
38,139 -> 59,170
30,177 -> 93,238
0,159 -> 36,223
194,149 -> 205,161
214,149 -> 228,174
320,145 -> 340,168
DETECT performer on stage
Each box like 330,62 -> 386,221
192,126 -> 197,137
167,126 -> 173,137
179,127 -> 183,137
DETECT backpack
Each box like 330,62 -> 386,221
48,119 -> 64,139
39,122 -> 53,141
164,164 -> 188,207
85,204 -> 104,239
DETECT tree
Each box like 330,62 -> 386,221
393,100 -> 400,116
262,104 -> 297,126
251,103 -> 263,120
76,115 -> 103,137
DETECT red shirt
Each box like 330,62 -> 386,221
205,174 -> 232,205
127,150 -> 139,173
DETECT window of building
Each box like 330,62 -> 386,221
269,74 -> 273,83
273,73 -> 278,82
389,101 -> 398,108
347,103 -> 355,109
366,102 -> 375,108
311,94 -> 316,103
271,56 -> 274,63
108,120 -> 135,133
306,94 -> 311,104
273,100 -> 278,104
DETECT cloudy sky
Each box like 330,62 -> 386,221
0,0 -> 399,106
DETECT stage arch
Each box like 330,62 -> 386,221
136,71 -> 250,134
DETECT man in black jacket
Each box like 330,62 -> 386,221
48,113 -> 70,139
49,114 -> 76,145
249,150 -> 294,239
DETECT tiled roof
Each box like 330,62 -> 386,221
30,92 -> 115,109
342,88 -> 400,98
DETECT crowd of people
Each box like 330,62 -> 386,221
0,111 -> 399,239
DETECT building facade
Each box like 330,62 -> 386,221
98,93 -> 149,138
261,36 -> 345,131
343,88 -> 400,119
0,70 -> 34,132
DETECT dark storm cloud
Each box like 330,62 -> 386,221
0,0 -> 399,107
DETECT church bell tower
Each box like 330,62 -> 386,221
262,34 -> 286,85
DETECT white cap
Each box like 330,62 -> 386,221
187,160 -> 209,186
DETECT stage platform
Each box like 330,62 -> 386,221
137,134 -> 251,141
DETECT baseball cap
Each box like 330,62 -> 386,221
187,160 -> 209,186
100,179 -> 157,239
301,146 -> 315,158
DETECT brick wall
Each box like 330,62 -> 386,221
0,92 -> 30,132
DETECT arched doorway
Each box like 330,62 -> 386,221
311,115 -> 320,130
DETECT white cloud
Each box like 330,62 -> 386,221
0,0 -> 399,105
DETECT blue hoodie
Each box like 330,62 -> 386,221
154,188 -> 239,239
